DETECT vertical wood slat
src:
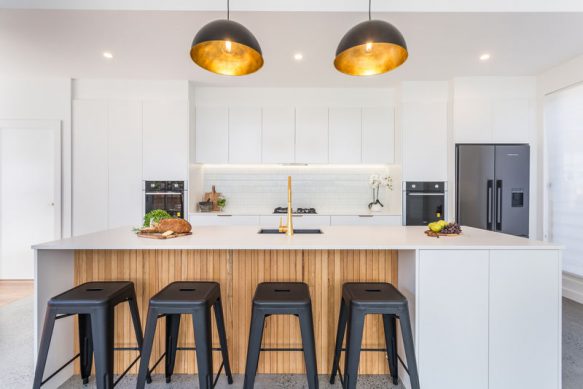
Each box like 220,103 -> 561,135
74,249 -> 397,375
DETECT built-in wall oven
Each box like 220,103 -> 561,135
402,182 -> 447,226
144,181 -> 187,219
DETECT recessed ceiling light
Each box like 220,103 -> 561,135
102,51 -> 114,59
293,53 -> 303,61
479,53 -> 491,61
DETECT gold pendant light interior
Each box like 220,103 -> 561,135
190,40 -> 264,76
334,42 -> 408,76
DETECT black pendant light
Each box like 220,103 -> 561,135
190,0 -> 263,76
334,0 -> 408,76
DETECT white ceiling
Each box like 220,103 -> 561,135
0,10 -> 582,86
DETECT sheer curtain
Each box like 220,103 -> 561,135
545,83 -> 583,276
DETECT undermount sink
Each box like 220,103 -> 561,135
258,228 -> 323,234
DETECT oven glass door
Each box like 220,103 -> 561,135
165,194 -> 184,218
145,194 -> 166,215
406,193 -> 444,225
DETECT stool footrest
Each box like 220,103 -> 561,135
40,353 -> 80,387
113,354 -> 141,387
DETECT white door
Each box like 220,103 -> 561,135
329,107 -> 362,164
418,249 -> 489,389
142,100 -> 188,180
402,102 -> 447,181
489,250 -> 560,389
108,101 -> 143,228
228,107 -> 262,163
0,122 -> 60,279
195,106 -> 229,163
262,106 -> 295,163
362,107 -> 395,164
295,107 -> 329,163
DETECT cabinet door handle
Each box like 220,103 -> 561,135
487,180 -> 493,230
217,214 -> 232,217
496,180 -> 503,230
358,215 -> 373,218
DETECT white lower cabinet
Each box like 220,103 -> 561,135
418,250 -> 489,389
189,215 -> 260,226
417,249 -> 561,389
489,250 -> 560,389
259,215 -> 330,228
330,215 -> 401,225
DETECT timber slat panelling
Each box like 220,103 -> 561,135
74,249 -> 397,375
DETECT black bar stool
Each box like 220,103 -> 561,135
243,282 -> 318,389
329,282 -> 420,389
136,281 -> 233,389
33,281 -> 150,389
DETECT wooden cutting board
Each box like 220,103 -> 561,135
203,185 -> 221,212
137,232 -> 192,240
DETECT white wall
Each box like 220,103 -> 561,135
0,78 -> 72,238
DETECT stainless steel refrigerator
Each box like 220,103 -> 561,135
456,144 -> 529,237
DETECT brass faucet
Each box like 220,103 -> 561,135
278,176 -> 294,236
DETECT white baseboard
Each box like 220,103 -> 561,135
563,271 -> 583,304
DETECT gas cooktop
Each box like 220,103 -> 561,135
273,207 -> 317,214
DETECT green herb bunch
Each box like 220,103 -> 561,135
143,209 -> 172,227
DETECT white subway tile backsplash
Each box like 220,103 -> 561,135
195,165 -> 402,215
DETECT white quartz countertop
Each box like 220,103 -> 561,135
33,226 -> 561,251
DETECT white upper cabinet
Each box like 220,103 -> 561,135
295,107 -> 329,163
195,106 -> 229,164
454,99 -> 492,143
108,101 -> 143,228
492,99 -> 531,143
362,107 -> 395,164
329,107 -> 362,163
228,107 -> 262,163
142,100 -> 188,180
402,102 -> 448,181
262,106 -> 295,163
72,100 -> 109,236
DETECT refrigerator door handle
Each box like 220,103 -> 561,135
487,180 -> 493,230
496,180 -> 503,230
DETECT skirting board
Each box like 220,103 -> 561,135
563,271 -> 583,304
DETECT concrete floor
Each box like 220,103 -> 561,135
1,297 -> 582,388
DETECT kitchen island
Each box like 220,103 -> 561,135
33,226 -> 562,389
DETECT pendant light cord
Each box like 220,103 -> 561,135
227,0 -> 230,20
368,0 -> 371,20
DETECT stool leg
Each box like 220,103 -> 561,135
91,308 -> 115,389
127,294 -> 152,384
78,313 -> 94,385
137,308 -> 158,389
214,297 -> 234,384
165,314 -> 181,383
299,306 -> 319,389
399,306 -> 420,389
330,298 -> 348,384
383,314 -> 398,385
343,307 -> 365,389
32,307 -> 57,389
243,307 -> 265,389
193,308 -> 213,389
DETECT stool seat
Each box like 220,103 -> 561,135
149,281 -> 220,307
49,281 -> 135,308
253,282 -> 311,308
342,282 -> 406,308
